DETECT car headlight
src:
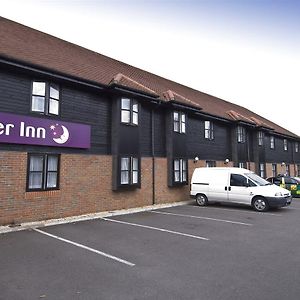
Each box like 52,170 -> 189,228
275,192 -> 283,197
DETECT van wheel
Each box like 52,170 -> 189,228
196,194 -> 208,206
252,197 -> 269,212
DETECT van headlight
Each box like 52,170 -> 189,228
275,192 -> 283,197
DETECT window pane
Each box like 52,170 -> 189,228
173,112 -> 179,121
47,172 -> 57,188
132,112 -> 138,125
121,171 -> 129,184
132,103 -> 138,113
32,96 -> 45,112
30,156 -> 43,171
121,111 -> 130,123
132,158 -> 138,171
121,158 -> 129,171
174,171 -> 180,182
49,99 -> 59,115
182,170 -> 187,182
181,114 -> 186,122
47,156 -> 58,171
174,160 -> 180,170
29,173 -> 43,189
121,98 -> 130,110
174,121 -> 179,132
32,82 -> 46,96
181,122 -> 186,133
132,171 -> 138,184
205,121 -> 210,130
182,159 -> 186,171
50,84 -> 59,99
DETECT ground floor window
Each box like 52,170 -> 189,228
27,153 -> 60,191
259,163 -> 265,178
174,159 -> 187,183
206,160 -> 216,168
238,162 -> 247,169
120,157 -> 139,186
285,164 -> 290,176
272,164 -> 277,177
297,164 -> 300,177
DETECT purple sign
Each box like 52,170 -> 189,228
0,112 -> 91,148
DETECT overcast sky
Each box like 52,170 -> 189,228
1,0 -> 300,136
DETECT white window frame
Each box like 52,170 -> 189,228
120,157 -> 139,185
283,139 -> 288,151
272,164 -> 277,177
206,160 -> 216,168
270,136 -> 275,149
173,111 -> 186,134
258,131 -> 264,146
204,121 -> 214,140
174,159 -> 187,183
237,126 -> 246,143
259,163 -> 265,178
121,98 -> 138,125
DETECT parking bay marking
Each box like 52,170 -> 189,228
195,206 -> 282,216
34,228 -> 135,267
101,218 -> 209,241
150,211 -> 253,226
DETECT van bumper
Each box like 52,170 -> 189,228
266,196 -> 292,208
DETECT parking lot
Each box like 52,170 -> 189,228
1,199 -> 300,300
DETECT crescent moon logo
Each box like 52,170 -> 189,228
51,124 -> 70,144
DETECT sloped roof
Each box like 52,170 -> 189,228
0,17 -> 298,138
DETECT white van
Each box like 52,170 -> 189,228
190,168 -> 292,212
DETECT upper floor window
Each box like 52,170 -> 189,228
27,153 -> 60,191
120,157 -> 139,185
173,111 -> 186,133
270,136 -> 275,149
174,159 -> 187,183
283,139 -> 288,151
295,142 -> 299,153
31,81 -> 60,116
121,98 -> 138,125
258,131 -> 264,146
206,160 -> 216,168
204,121 -> 214,140
237,126 -> 246,143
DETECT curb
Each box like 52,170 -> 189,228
0,200 -> 194,234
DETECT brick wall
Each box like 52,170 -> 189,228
0,152 -> 269,226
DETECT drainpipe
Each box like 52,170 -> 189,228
151,108 -> 155,205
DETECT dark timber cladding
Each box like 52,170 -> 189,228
0,17 -> 299,226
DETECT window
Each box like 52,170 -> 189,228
258,131 -> 264,146
173,111 -> 186,133
121,98 -> 138,125
285,164 -> 290,176
297,164 -> 300,177
204,121 -> 214,140
174,159 -> 187,183
295,142 -> 299,153
206,160 -> 216,168
238,162 -> 247,169
120,157 -> 139,185
237,126 -> 246,143
230,174 -> 248,187
270,136 -> 275,149
27,154 -> 60,191
259,163 -> 265,178
272,164 -> 277,177
283,139 -> 288,151
31,81 -> 60,115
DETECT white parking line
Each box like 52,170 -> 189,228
34,228 -> 135,267
195,206 -> 282,216
150,211 -> 252,226
101,218 -> 209,241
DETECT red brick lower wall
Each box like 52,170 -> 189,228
1,151 -> 297,226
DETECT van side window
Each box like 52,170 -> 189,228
230,174 -> 248,187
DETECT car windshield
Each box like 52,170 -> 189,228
245,173 -> 271,186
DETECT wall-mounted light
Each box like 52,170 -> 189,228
194,156 -> 199,163
224,158 -> 230,164
281,162 -> 285,166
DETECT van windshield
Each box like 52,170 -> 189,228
245,173 -> 271,186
